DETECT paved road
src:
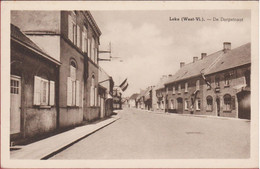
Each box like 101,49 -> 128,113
50,108 -> 250,159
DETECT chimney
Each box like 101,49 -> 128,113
180,62 -> 185,68
193,57 -> 198,63
223,42 -> 231,53
201,53 -> 207,59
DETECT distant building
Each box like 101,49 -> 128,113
113,88 -> 122,110
128,93 -> 139,108
136,86 -> 153,111
165,42 -> 251,119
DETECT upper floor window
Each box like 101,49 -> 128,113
34,76 -> 55,106
178,84 -> 181,93
68,14 -> 77,45
172,86 -> 175,94
82,27 -> 88,53
185,82 -> 188,93
196,80 -> 200,90
223,94 -> 231,111
224,73 -> 230,87
67,60 -> 80,107
215,76 -> 220,88
244,70 -> 250,87
206,96 -> 213,111
206,78 -> 211,90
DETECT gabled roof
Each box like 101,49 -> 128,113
11,24 -> 61,65
205,43 -> 251,75
154,76 -> 170,90
129,93 -> 139,100
165,50 -> 224,85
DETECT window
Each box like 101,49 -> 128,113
223,94 -> 231,111
90,76 -> 96,106
196,80 -> 200,90
185,82 -> 188,93
244,70 -> 250,87
206,96 -> 213,111
224,73 -> 230,87
206,78 -> 211,90
184,100 -> 189,110
76,25 -> 81,48
196,99 -> 201,110
34,76 -> 55,106
11,79 -> 19,94
215,76 -> 220,88
67,60 -> 80,107
68,14 -> 77,45
91,37 -> 95,62
178,84 -> 181,93
161,100 -> 164,109
82,27 -> 88,52
172,86 -> 175,94
170,99 -> 174,109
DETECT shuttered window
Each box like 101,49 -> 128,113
67,60 -> 80,107
196,80 -> 200,90
77,25 -> 81,48
34,76 -> 55,106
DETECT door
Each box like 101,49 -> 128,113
10,76 -> 21,134
177,98 -> 183,114
216,97 -> 220,116
237,91 -> 250,120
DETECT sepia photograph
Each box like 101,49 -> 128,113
1,1 -> 259,168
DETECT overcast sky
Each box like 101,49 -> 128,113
91,10 -> 250,97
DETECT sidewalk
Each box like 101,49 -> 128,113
134,108 -> 250,122
10,114 -> 120,160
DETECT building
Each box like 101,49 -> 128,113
165,42 -> 251,119
11,24 -> 60,140
11,11 -> 102,132
153,75 -> 170,112
98,67 -> 114,117
113,88 -> 122,110
128,93 -> 139,108
136,87 -> 153,110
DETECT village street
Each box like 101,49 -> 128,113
50,108 -> 250,159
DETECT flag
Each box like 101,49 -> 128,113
201,73 -> 212,88
122,83 -> 128,92
119,78 -> 128,92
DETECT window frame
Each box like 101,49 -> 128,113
196,99 -> 201,110
185,82 -> 188,93
223,94 -> 232,112
206,96 -> 213,112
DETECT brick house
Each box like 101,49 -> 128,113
11,24 -> 60,140
165,42 -> 251,119
11,11 -> 102,130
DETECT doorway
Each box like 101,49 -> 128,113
10,75 -> 21,134
177,97 -> 183,114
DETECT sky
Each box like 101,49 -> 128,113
91,10 -> 251,97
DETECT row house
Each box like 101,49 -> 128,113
136,86 -> 153,111
11,11 -> 106,142
165,42 -> 251,119
153,75 -> 171,112
98,67 -> 114,117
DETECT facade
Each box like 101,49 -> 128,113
98,67 -> 114,117
165,42 -> 251,119
128,93 -> 139,108
11,24 -> 60,140
113,88 -> 122,110
136,87 -> 153,110
11,11 -> 104,140
153,75 -> 170,112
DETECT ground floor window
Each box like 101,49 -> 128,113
206,96 -> 213,111
196,99 -> 201,110
184,100 -> 189,110
170,99 -> 174,109
34,76 -> 55,106
223,94 -> 231,111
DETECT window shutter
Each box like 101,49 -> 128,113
82,32 -> 85,52
67,77 -> 72,106
49,81 -> 55,106
68,15 -> 73,41
34,76 -> 41,105
76,80 -> 80,107
45,80 -> 49,105
88,38 -> 91,57
77,25 -> 81,48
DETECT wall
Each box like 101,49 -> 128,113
203,65 -> 250,118
11,11 -> 60,33
59,38 -> 84,128
11,41 -> 58,138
